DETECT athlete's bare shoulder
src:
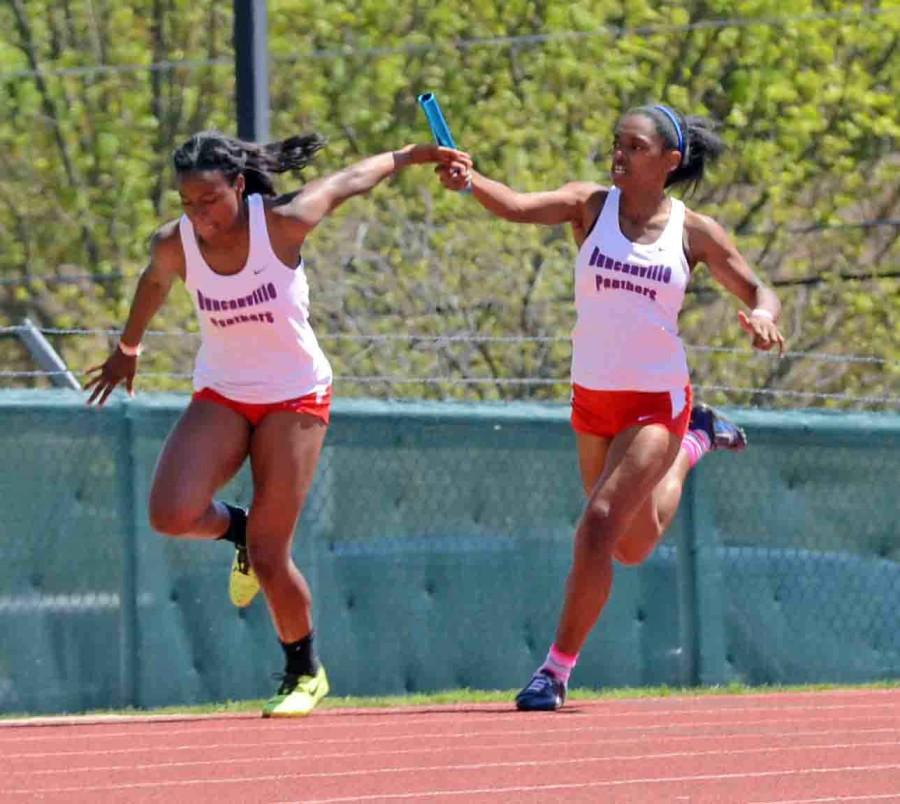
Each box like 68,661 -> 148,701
683,206 -> 727,250
682,205 -> 740,269
147,218 -> 186,278
560,180 -> 607,203
266,190 -> 302,216
151,217 -> 181,244
583,182 -> 609,210
683,206 -> 720,235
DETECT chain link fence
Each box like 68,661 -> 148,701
0,391 -> 897,714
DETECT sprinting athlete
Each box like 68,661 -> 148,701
439,105 -> 784,710
86,131 -> 471,716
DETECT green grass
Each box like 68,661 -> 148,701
4,679 -> 899,721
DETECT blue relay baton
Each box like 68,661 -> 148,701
417,92 -> 470,193
417,92 -> 458,148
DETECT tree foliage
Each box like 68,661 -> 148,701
0,0 -> 897,408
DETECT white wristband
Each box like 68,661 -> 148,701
118,340 -> 143,357
750,308 -> 774,321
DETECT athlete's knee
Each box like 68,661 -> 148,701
613,540 -> 655,566
578,499 -> 621,553
148,500 -> 199,537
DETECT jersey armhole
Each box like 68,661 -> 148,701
258,196 -> 303,271
582,189 -> 609,241
682,220 -> 696,272
177,215 -> 201,286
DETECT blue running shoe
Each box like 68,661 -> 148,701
688,403 -> 747,452
515,671 -> 566,711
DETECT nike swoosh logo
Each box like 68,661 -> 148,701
253,267 -> 267,275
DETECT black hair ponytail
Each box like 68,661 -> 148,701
173,131 -> 326,197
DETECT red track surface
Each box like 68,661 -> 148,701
2,689 -> 899,803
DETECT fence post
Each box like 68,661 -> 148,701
677,472 -> 700,687
693,466 -> 728,685
678,466 -> 728,686
116,402 -> 139,708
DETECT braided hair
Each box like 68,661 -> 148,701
629,105 -> 725,191
173,131 -> 326,197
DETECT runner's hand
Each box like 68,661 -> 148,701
738,310 -> 785,355
84,348 -> 137,406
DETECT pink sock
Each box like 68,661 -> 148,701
681,429 -> 711,468
539,644 -> 578,685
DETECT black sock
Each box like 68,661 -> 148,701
217,504 -> 247,547
281,631 -> 318,677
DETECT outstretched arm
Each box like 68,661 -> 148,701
472,174 -> 600,227
440,164 -> 601,229
686,210 -> 785,354
84,223 -> 184,405
275,144 -> 470,244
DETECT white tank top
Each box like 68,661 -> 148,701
180,194 -> 333,403
571,187 -> 690,393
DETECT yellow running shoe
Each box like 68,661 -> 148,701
262,666 -> 330,718
228,544 -> 260,608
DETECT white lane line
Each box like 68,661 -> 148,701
3,719 -> 897,762
284,766 -> 900,803
2,700 -> 898,744
5,738 -> 899,779
5,752 -> 900,796
751,795 -> 900,803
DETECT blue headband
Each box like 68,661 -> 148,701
654,105 -> 684,162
